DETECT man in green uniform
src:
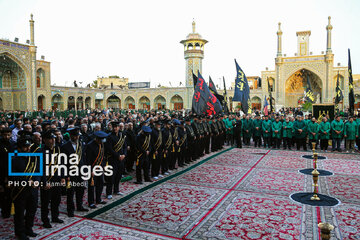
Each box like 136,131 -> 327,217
331,115 -> 344,152
307,117 -> 319,149
319,117 -> 331,151
262,116 -> 272,148
242,115 -> 253,146
224,115 -> 233,146
344,116 -> 358,153
282,117 -> 293,150
293,116 -> 307,151
253,115 -> 262,147
271,117 -> 282,149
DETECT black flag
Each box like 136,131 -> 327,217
258,77 -> 262,88
233,59 -> 251,114
267,77 -> 273,113
192,72 -> 198,89
348,49 -> 355,116
209,76 -> 224,102
335,71 -> 343,105
192,71 -> 223,116
304,73 -> 315,103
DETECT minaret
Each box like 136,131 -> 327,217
29,14 -> 37,110
180,20 -> 208,87
180,20 -> 208,109
276,22 -> 283,57
30,14 -> 35,45
326,16 -> 333,54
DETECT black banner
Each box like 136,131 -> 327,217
313,104 -> 335,121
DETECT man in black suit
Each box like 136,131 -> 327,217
10,137 -> 40,239
61,127 -> 88,217
0,128 -> 14,219
39,130 -> 65,229
135,125 -> 152,184
125,122 -> 136,173
150,120 -> 163,179
86,131 -> 109,208
105,121 -> 127,199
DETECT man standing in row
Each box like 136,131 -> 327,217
86,131 -> 109,208
105,121 -> 127,199
40,130 -> 65,228
61,127 -> 88,217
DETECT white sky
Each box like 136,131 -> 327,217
1,0 -> 359,89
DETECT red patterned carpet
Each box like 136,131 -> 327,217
1,147 -> 360,239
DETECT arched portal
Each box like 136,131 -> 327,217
285,69 -> 322,107
268,77 -> 275,92
125,96 -> 135,109
139,96 -> 150,110
107,95 -> 120,109
68,96 -> 75,110
170,94 -> 183,110
0,54 -> 26,89
77,96 -> 84,110
251,96 -> 261,110
154,95 -> 166,110
85,96 -> 91,109
36,68 -> 45,88
52,94 -> 63,110
0,97 -> 3,110
38,95 -> 45,110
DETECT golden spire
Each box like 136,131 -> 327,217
326,16 -> 333,30
277,22 -> 282,35
192,19 -> 196,33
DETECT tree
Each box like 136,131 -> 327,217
302,101 -> 312,112
90,79 -> 98,88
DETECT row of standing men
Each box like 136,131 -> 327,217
0,114 -> 229,240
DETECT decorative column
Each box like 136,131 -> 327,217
29,14 -> 37,110
275,22 -> 284,109
277,22 -> 283,57
326,16 -> 333,54
325,16 -> 334,103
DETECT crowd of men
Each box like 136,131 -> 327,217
0,108 -> 359,239
0,109 -> 232,240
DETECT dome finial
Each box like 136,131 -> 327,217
192,19 -> 196,33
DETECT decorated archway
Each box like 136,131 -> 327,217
125,96 -> 135,109
52,94 -> 63,110
285,69 -> 322,107
36,68 -> 45,88
139,96 -> 150,110
0,54 -> 26,89
68,96 -> 75,110
170,94 -> 183,110
107,95 -> 120,109
0,97 -> 3,110
154,95 -> 166,109
251,96 -> 261,110
37,95 -> 45,110
85,96 -> 91,109
268,77 -> 275,92
76,96 -> 84,110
